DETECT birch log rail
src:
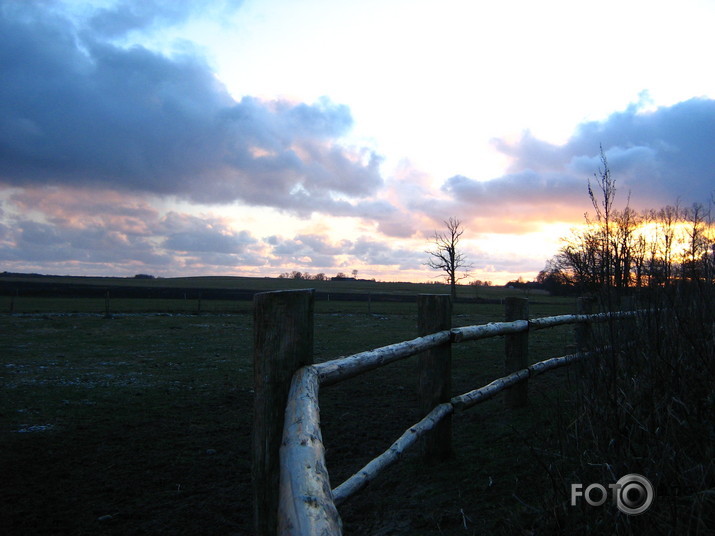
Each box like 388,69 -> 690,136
278,366 -> 341,535
313,330 -> 452,386
331,402 -> 454,507
251,291 -> 643,536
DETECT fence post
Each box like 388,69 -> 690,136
504,297 -> 529,408
252,289 -> 315,536
417,294 -> 452,462
575,296 -> 594,354
104,290 -> 111,319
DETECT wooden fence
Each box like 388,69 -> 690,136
251,290 -> 636,535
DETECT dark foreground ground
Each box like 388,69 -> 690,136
1,296 -> 652,535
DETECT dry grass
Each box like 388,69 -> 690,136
523,285 -> 715,535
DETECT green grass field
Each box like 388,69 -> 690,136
1,276 -> 587,534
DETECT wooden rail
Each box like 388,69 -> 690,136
251,291 -> 638,535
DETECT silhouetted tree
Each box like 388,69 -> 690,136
544,148 -> 715,294
587,146 -> 617,289
425,217 -> 471,299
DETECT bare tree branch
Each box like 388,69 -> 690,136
425,218 -> 472,299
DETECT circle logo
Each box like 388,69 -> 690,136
615,474 -> 654,515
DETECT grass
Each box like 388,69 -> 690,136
0,272 -> 529,294
1,272 -> 459,296
542,286 -> 715,535
6,279 -> 665,535
2,314 -> 252,534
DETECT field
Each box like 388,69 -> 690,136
2,275 -> 596,535
0,273 -> 549,314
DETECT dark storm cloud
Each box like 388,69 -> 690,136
0,2 -> 384,214
443,98 -> 715,223
565,98 -> 715,203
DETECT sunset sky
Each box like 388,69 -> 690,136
1,0 -> 714,284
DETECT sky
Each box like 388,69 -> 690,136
1,0 -> 714,284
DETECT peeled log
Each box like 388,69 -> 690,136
451,311 -> 641,342
313,331 -> 452,386
332,351 -> 599,507
278,366 -> 342,536
314,311 -> 640,385
530,310 -> 640,330
528,352 -> 590,375
331,403 -> 454,506
451,320 -> 528,343
451,351 -> 594,410
451,369 -> 530,410
529,314 -> 590,330
275,308 -> 643,531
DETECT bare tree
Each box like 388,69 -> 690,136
587,145 -> 617,289
426,218 -> 471,299
681,202 -> 711,282
555,227 -> 600,291
657,203 -> 681,286
612,205 -> 639,291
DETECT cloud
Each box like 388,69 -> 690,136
1,188 -> 164,268
567,99 -> 715,204
0,2 -> 384,216
262,233 -> 426,272
0,182 -> 419,277
0,187 -> 268,274
442,171 -> 584,212
160,212 -> 256,254
9,187 -> 161,236
3,2 -> 713,283
266,234 -> 349,269
87,0 -> 243,38
441,97 -> 715,230
372,162 -> 452,238
2,218 -> 168,267
350,237 -> 425,270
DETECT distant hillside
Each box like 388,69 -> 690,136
0,271 -> 547,304
0,272 -> 485,304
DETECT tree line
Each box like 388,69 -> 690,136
539,148 -> 714,295
277,269 -> 375,282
